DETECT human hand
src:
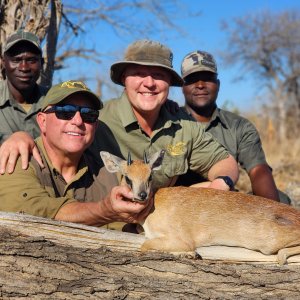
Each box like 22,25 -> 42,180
164,99 -> 179,114
101,185 -> 154,224
207,178 -> 231,191
190,181 -> 211,188
0,131 -> 44,174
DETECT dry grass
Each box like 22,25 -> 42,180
236,117 -> 300,208
264,138 -> 300,191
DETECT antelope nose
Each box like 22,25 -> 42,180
139,191 -> 148,201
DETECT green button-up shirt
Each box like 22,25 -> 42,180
0,137 -> 119,218
176,107 -> 267,186
205,108 -> 267,171
0,80 -> 47,143
91,92 -> 229,190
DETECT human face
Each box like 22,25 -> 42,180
37,94 -> 98,158
122,65 -> 171,115
3,42 -> 42,91
182,71 -> 220,110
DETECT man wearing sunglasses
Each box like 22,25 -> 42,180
0,30 -> 48,145
0,80 -> 153,226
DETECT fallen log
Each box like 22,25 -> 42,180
0,211 -> 300,299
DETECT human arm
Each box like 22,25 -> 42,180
187,122 -> 239,191
189,154 -> 239,191
0,131 -> 44,174
55,185 -> 154,226
232,116 -> 279,200
206,154 -> 239,191
248,164 -> 280,201
0,160 -> 153,226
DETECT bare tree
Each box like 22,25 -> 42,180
0,0 -> 192,95
221,10 -> 300,141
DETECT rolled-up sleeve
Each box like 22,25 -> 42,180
189,121 -> 229,178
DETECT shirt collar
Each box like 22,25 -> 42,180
183,105 -> 227,130
0,80 -> 46,109
35,137 -> 89,179
207,107 -> 227,129
118,92 -> 139,128
0,80 -> 12,106
118,91 -> 180,131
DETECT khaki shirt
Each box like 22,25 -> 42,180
92,92 -> 229,190
0,80 -> 47,143
0,137 -> 119,218
205,108 -> 267,171
176,107 -> 267,186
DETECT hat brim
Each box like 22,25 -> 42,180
110,61 -> 183,87
42,89 -> 103,111
4,39 -> 42,54
183,67 -> 217,79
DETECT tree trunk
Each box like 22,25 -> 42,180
0,0 -> 61,84
0,212 -> 300,299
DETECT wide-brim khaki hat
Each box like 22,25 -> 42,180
41,80 -> 103,111
110,40 -> 183,87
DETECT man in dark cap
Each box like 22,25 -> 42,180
176,50 -> 290,204
0,80 -> 152,226
0,30 -> 48,144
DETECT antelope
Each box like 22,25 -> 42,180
100,150 -> 300,265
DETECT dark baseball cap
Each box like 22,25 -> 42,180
41,80 -> 103,111
3,30 -> 42,54
110,39 -> 183,87
181,50 -> 218,79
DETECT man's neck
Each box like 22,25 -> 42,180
185,104 -> 216,123
132,107 -> 160,137
43,142 -> 83,183
8,81 -> 37,104
55,159 -> 80,184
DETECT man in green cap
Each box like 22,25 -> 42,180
0,80 -> 153,226
176,50 -> 291,204
0,29 -> 48,145
0,39 -> 239,192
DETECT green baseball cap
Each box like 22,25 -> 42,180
41,80 -> 103,111
110,39 -> 183,87
181,50 -> 218,79
3,30 -> 42,54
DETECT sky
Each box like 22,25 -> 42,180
57,0 -> 300,113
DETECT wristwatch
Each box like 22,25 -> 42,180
216,176 -> 235,191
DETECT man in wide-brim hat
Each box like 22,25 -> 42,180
97,39 -> 239,193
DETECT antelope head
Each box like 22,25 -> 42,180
100,150 -> 165,202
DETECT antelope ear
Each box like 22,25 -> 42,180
100,151 -> 124,173
148,150 -> 165,171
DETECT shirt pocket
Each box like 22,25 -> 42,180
162,152 -> 188,178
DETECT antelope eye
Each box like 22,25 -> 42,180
125,176 -> 132,188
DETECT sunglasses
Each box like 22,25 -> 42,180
43,104 -> 99,123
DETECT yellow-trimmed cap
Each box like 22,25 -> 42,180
41,80 -> 103,110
